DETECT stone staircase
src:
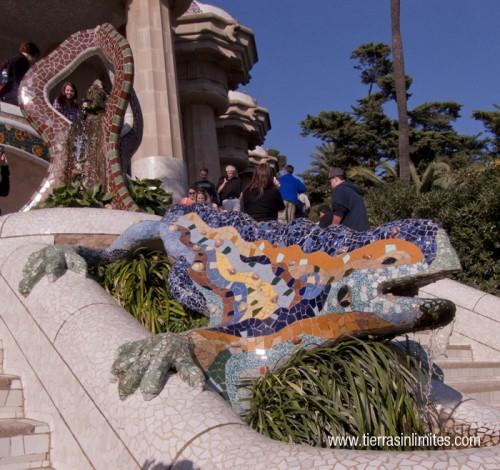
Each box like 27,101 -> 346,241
0,348 -> 52,469
437,346 -> 500,410
409,333 -> 500,410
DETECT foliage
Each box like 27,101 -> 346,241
39,178 -> 172,215
301,42 -> 489,197
408,159 -> 452,193
243,337 -> 433,450
267,148 -> 288,170
347,158 -> 452,194
351,43 -> 392,96
472,104 -> 500,156
127,178 -> 172,216
410,102 -> 462,132
90,248 -> 209,333
347,161 -> 397,188
365,164 -> 500,295
41,181 -> 113,208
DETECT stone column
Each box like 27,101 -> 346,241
126,0 -> 188,199
216,91 -> 271,172
174,3 -> 258,184
182,102 -> 220,182
177,58 -> 230,184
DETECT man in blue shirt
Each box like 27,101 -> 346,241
278,165 -> 306,223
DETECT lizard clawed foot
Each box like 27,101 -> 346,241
19,245 -> 88,297
111,333 -> 205,401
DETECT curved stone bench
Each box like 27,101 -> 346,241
0,209 -> 498,468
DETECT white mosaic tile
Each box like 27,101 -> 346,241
0,208 -> 159,238
0,221 -> 499,468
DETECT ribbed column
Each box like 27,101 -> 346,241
126,0 -> 187,198
182,103 -> 221,183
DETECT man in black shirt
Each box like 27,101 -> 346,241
329,167 -> 369,232
193,167 -> 218,205
217,165 -> 242,211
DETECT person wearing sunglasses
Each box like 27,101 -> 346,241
180,187 -> 197,206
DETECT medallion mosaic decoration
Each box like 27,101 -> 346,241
19,205 -> 461,409
18,24 -> 138,211
0,123 -> 49,162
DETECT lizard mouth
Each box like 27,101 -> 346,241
379,270 -> 458,298
379,270 -> 458,330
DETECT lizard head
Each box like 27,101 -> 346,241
164,206 -> 460,338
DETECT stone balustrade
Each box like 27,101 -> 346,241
0,208 -> 498,467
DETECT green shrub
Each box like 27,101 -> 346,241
90,248 -> 208,333
41,181 -> 113,208
127,178 -> 172,215
365,165 -> 500,295
243,338 -> 433,450
39,178 -> 172,215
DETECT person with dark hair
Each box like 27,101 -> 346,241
278,164 -> 306,223
180,186 -> 197,206
0,146 -> 10,215
328,167 -> 369,231
53,81 -> 79,122
193,167 -> 218,204
242,163 -> 285,222
0,42 -> 41,105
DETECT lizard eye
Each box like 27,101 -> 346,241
337,285 -> 352,307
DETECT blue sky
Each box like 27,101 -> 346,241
209,0 -> 499,173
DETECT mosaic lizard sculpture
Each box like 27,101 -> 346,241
19,205 -> 461,408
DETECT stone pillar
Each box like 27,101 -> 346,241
182,103 -> 220,182
126,0 -> 188,199
216,91 -> 271,172
174,2 -> 258,184
177,57 -> 230,184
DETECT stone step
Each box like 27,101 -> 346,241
0,419 -> 50,469
436,361 -> 500,380
444,378 -> 500,403
0,376 -> 23,419
0,457 -> 52,469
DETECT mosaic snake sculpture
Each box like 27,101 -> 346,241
18,24 -> 139,211
19,205 -> 460,409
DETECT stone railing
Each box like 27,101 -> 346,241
0,208 -> 498,468
0,103 -> 50,163
420,279 -> 500,361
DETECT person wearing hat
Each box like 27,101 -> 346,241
328,167 -> 369,231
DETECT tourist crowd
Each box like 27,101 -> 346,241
0,42 -> 368,232
181,163 -> 369,231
